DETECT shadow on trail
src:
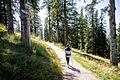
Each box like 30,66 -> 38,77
68,65 -> 80,73
63,66 -> 80,80
63,72 -> 78,80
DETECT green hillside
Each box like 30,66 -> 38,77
0,33 -> 62,80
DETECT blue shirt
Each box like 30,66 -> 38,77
65,47 -> 71,57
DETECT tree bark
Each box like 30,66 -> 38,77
48,6 -> 52,42
7,0 -> 14,34
56,8 -> 60,43
20,0 -> 31,48
109,0 -> 118,66
0,0 -> 7,25
64,0 -> 67,46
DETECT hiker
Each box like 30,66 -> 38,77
65,44 -> 71,66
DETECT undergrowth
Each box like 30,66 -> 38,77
0,34 -> 62,80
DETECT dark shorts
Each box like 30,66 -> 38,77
65,54 -> 71,64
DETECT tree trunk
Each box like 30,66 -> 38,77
0,0 -> 7,25
7,0 -> 14,34
109,0 -> 118,66
57,27 -> 60,43
56,9 -> 60,43
64,0 -> 67,46
20,0 -> 31,48
48,6 -> 52,42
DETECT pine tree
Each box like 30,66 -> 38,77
44,17 -> 49,41
48,0 -> 78,45
84,15 -> 89,52
85,3 -> 95,54
66,0 -> 78,47
97,10 -> 108,57
117,23 -> 120,62
109,0 -> 118,66
6,0 -> 14,33
50,0 -> 61,42
0,0 -> 7,25
63,0 -> 67,46
49,0 -> 61,43
20,0 -> 40,48
43,0 -> 52,42
70,0 -> 79,46
0,0 -> 14,33
20,0 -> 31,48
30,12 -> 42,36
78,8 -> 87,50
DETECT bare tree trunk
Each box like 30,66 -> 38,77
109,0 -> 118,66
56,9 -> 60,43
20,0 -> 31,48
0,0 -> 7,25
48,6 -> 52,42
64,0 -> 67,46
57,27 -> 60,43
7,0 -> 14,34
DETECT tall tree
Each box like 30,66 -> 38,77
97,10 -> 108,57
48,0 -> 52,42
72,8 -> 87,49
62,0 -> 78,46
85,0 -> 108,56
6,0 -> 14,33
117,23 -> 120,53
77,8 -> 88,50
30,12 -> 42,36
20,0 -> 40,47
0,0 -> 7,25
67,0 -> 78,45
63,0 -> 67,46
109,0 -> 118,66
0,0 -> 14,32
117,23 -> 120,61
85,1 -> 96,54
20,0 -> 31,48
50,0 -> 61,43
44,17 -> 49,41
42,0 -> 52,42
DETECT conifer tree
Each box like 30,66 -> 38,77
117,23 -> 120,61
109,0 -> 118,66
97,10 -> 108,57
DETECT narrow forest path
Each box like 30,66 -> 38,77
48,42 -> 98,80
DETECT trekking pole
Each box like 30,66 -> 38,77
71,45 -> 73,67
70,45 -> 73,67
71,56 -> 73,67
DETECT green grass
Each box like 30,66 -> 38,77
56,43 -> 120,80
72,51 -> 120,80
0,34 -> 62,80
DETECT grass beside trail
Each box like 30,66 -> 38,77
0,34 -> 62,80
56,43 -> 120,80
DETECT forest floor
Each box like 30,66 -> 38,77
48,42 -> 98,80
0,34 -> 63,80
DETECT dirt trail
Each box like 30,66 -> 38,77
49,43 -> 98,80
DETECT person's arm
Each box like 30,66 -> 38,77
70,48 -> 71,56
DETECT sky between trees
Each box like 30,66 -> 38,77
38,0 -> 120,31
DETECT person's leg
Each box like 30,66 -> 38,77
66,57 -> 69,65
68,57 -> 70,65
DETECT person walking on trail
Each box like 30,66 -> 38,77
65,44 -> 71,66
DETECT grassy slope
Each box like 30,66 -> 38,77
56,43 -> 120,80
72,50 -> 120,80
0,34 -> 62,80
